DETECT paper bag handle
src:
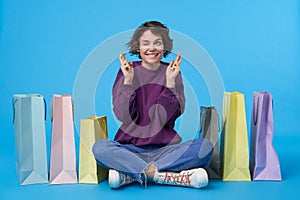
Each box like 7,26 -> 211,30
253,96 -> 260,125
199,106 -> 220,136
12,99 -> 17,123
213,107 -> 220,132
199,108 -> 206,134
50,97 -> 74,122
50,98 -> 53,121
267,93 -> 274,123
12,97 -> 46,123
43,98 -> 47,121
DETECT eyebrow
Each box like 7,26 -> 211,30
141,38 -> 162,42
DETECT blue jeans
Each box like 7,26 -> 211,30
92,138 -> 213,185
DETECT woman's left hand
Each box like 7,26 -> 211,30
166,52 -> 182,88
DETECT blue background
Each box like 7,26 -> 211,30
1,0 -> 299,199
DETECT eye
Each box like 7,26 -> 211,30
155,40 -> 162,45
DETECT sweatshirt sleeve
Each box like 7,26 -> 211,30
157,72 -> 186,124
112,69 -> 137,123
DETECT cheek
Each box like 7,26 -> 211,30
139,46 -> 147,52
139,49 -> 147,56
157,45 -> 164,52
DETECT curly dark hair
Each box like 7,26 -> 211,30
127,21 -> 173,58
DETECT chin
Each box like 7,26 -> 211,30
146,56 -> 163,63
146,60 -> 161,65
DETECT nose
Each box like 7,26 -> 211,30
149,43 -> 156,50
149,46 -> 155,51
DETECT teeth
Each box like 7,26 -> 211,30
147,53 -> 158,56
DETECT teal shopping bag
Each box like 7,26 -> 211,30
199,106 -> 221,178
13,94 -> 48,185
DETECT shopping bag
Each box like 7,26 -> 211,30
221,92 -> 251,181
49,94 -> 77,184
199,106 -> 220,178
13,94 -> 48,185
250,91 -> 282,181
79,116 -> 108,184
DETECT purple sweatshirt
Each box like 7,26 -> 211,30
112,61 -> 186,146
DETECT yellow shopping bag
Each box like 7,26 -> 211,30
221,92 -> 251,181
78,116 -> 108,184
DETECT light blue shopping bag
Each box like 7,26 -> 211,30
13,94 -> 48,185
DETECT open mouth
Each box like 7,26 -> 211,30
145,52 -> 160,58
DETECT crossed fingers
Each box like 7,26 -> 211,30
170,52 -> 182,71
119,52 -> 132,71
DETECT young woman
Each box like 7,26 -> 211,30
93,21 -> 213,189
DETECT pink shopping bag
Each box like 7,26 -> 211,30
49,94 -> 77,184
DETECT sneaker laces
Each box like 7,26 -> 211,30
122,174 -> 135,184
162,171 -> 192,186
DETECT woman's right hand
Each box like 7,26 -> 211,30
119,52 -> 134,85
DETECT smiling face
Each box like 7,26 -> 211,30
139,30 -> 164,70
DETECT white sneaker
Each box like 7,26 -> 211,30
153,168 -> 208,189
108,169 -> 136,188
